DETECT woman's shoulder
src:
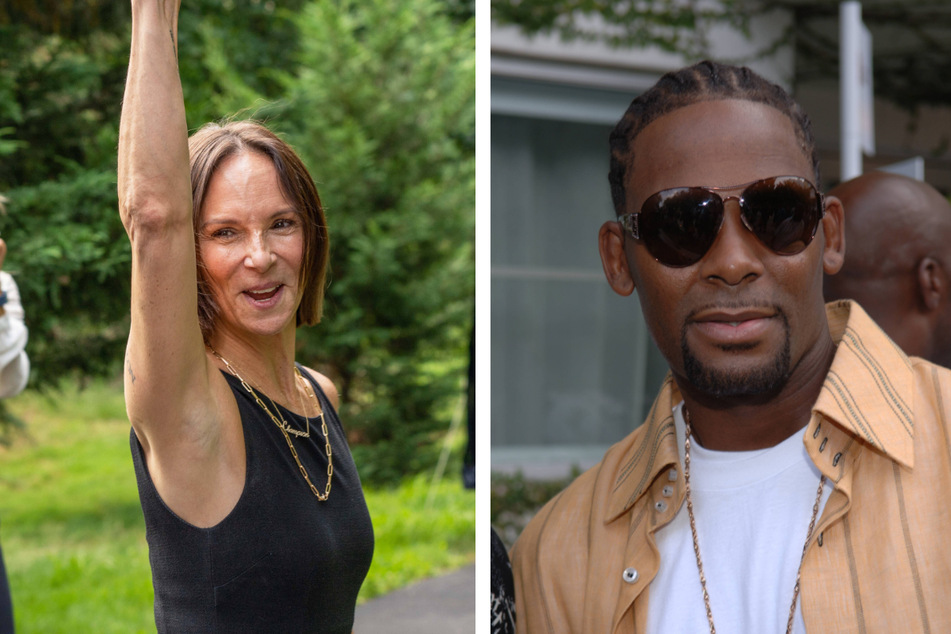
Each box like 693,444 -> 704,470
299,365 -> 340,411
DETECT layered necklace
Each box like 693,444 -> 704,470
682,408 -> 824,634
211,348 -> 333,501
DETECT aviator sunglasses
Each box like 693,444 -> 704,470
617,175 -> 825,267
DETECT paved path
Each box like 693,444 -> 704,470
353,564 -> 475,633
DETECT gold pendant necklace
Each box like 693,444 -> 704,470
211,349 -> 333,501
683,408 -> 824,634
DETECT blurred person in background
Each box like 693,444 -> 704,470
490,527 -> 516,634
0,192 -> 32,634
824,170 -> 951,367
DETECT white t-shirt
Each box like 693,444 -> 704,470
647,402 -> 832,634
0,271 -> 29,398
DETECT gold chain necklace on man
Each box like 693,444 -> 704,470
683,408 -> 824,634
211,349 -> 333,501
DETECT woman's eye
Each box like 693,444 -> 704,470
274,218 -> 297,230
212,228 -> 236,239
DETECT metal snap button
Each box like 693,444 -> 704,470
668,468 -> 678,481
622,567 -> 639,583
654,500 -> 668,513
662,485 -> 674,497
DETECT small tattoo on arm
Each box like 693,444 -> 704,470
127,360 -> 137,384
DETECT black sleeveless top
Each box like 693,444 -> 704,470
131,367 -> 374,633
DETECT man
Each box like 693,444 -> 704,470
511,60 -> 951,633
824,171 -> 951,367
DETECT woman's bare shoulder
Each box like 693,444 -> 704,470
300,365 -> 340,411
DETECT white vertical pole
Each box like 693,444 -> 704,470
840,1 -> 863,181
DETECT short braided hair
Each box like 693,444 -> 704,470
608,60 -> 820,216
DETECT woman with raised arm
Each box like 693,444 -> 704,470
118,2 -> 373,631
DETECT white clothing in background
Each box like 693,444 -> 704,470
0,272 -> 29,398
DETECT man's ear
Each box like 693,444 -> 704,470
917,257 -> 946,312
820,195 -> 846,274
599,221 -> 636,296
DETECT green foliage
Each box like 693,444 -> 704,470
490,0 -> 756,59
0,0 -> 473,483
268,0 -> 475,484
2,169 -> 131,387
360,471 -> 475,600
176,0 -> 309,124
0,19 -> 131,390
0,403 -> 24,447
491,469 -> 580,548
0,381 -> 153,632
0,24 -> 127,188
0,379 -> 474,631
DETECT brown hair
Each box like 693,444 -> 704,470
608,60 -> 820,216
188,120 -> 329,341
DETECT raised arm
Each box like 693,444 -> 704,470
119,1 -> 190,236
118,1 -> 224,490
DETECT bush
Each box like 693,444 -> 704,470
491,470 -> 580,548
268,0 -> 475,483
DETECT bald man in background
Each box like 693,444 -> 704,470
824,171 -> 951,367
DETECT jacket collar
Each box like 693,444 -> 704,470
813,300 -> 915,469
605,300 -> 916,523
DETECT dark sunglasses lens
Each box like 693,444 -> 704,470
641,189 -> 723,266
741,177 -> 822,254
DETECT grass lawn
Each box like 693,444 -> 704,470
0,380 -> 474,633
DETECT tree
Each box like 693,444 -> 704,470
0,17 -> 131,389
491,0 -> 751,59
492,0 -> 951,112
275,0 -> 475,483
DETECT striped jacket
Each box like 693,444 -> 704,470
512,301 -> 951,633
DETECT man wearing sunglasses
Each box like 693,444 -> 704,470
511,60 -> 951,634
824,170 -> 951,368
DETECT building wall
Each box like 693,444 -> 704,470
797,82 -> 951,192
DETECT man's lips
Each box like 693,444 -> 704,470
688,309 -> 777,344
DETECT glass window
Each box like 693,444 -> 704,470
491,111 -> 668,474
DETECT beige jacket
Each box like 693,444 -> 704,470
512,301 -> 951,633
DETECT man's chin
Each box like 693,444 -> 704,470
682,347 -> 791,399
681,310 -> 792,399
686,365 -> 789,399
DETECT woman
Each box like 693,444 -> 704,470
118,2 -> 373,631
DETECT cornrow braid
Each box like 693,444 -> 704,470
608,60 -> 820,216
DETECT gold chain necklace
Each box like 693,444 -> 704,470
211,349 -> 333,501
683,408 -> 824,634
293,366 -> 322,438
